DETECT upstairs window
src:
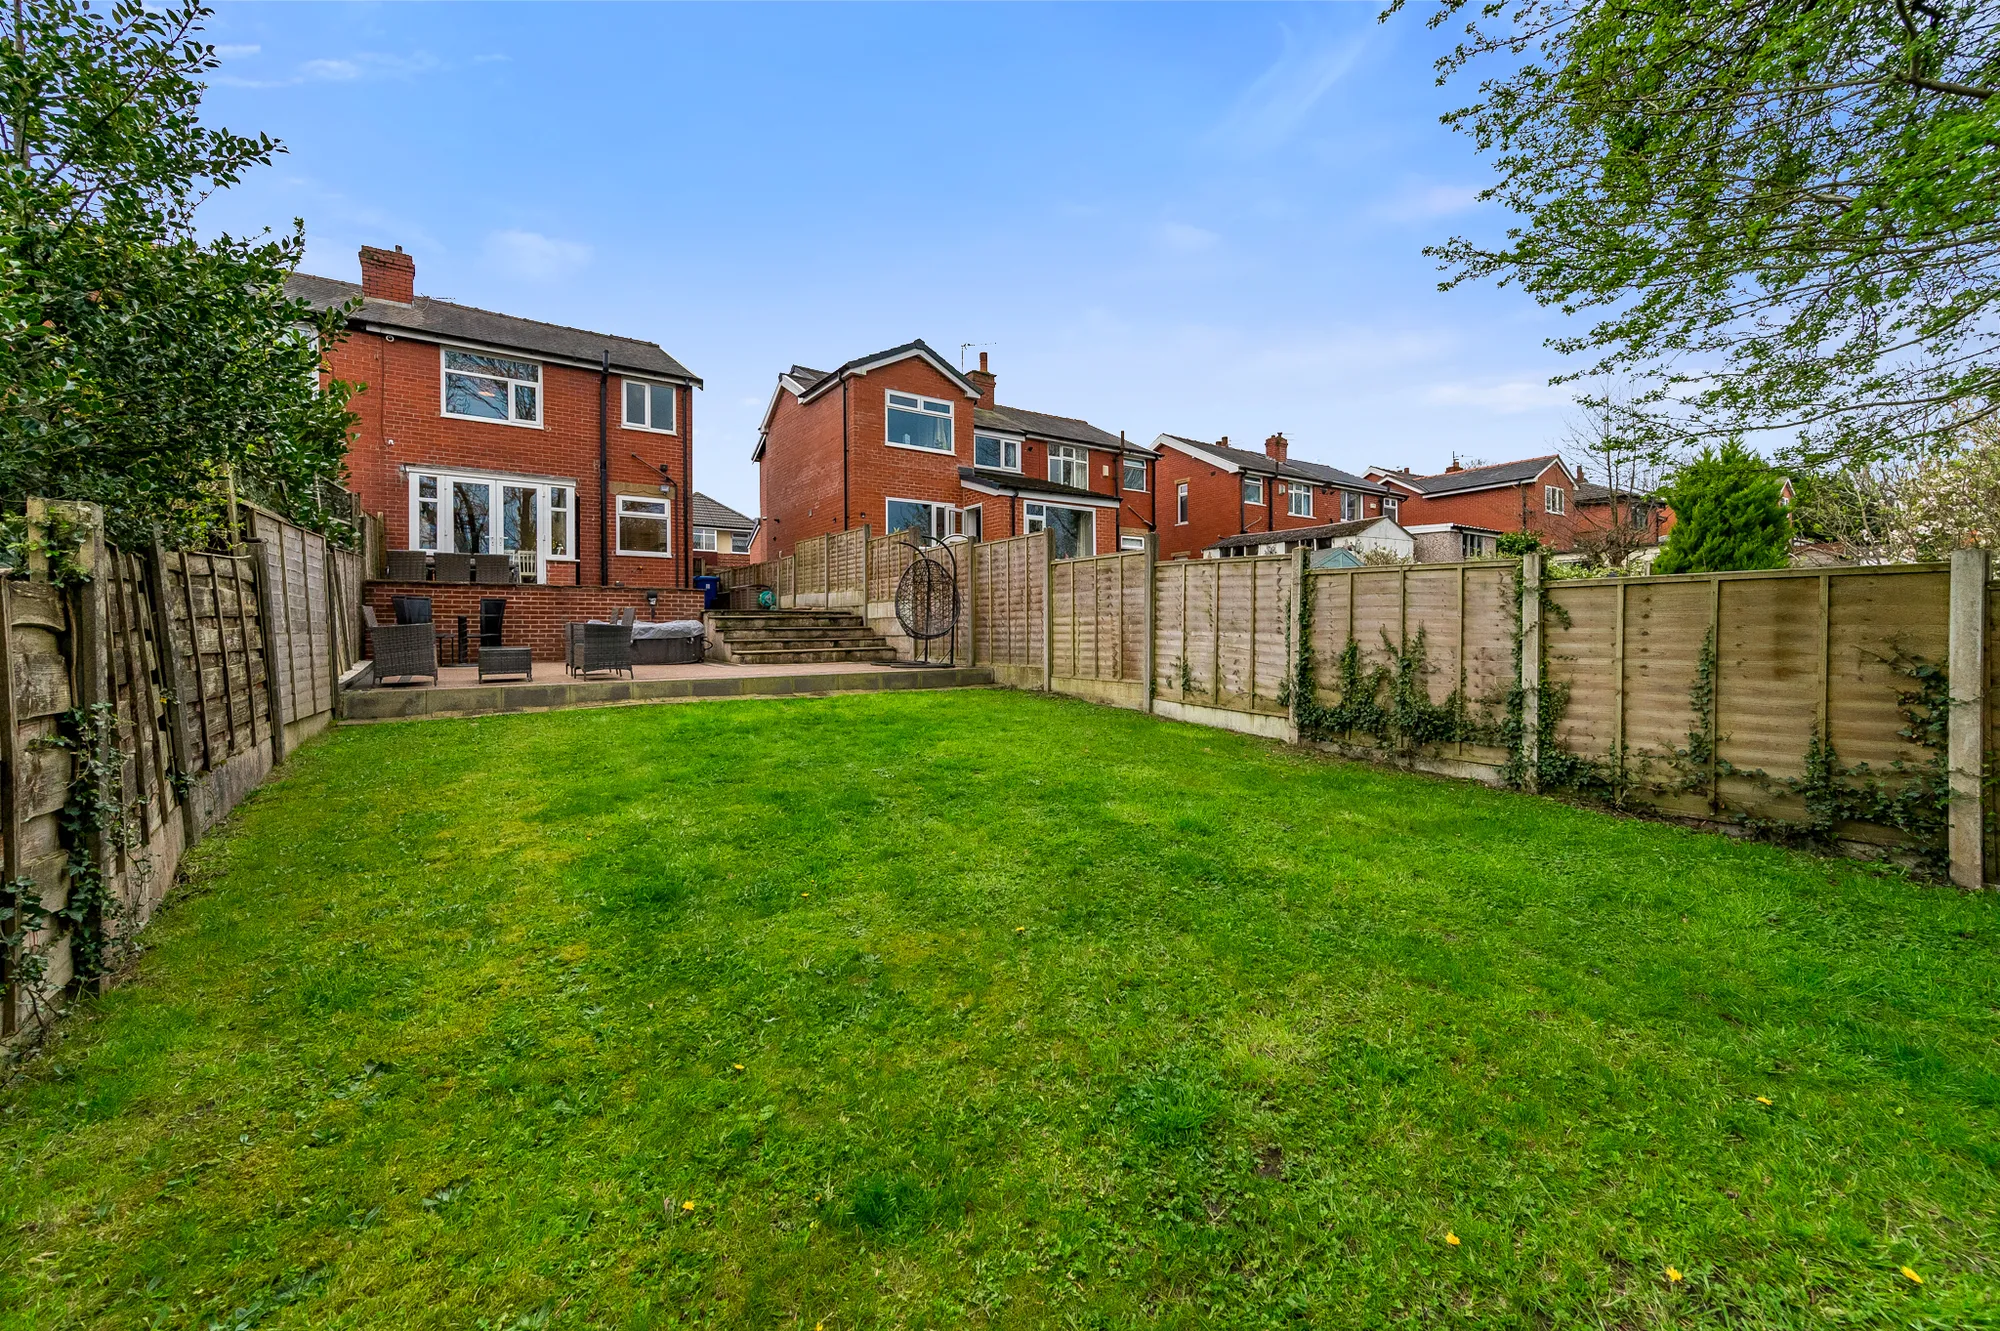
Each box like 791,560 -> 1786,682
730,531 -> 751,554
1123,457 -> 1146,491
692,526 -> 719,552
1287,481 -> 1313,518
975,433 -> 1020,471
1049,443 -> 1088,489
623,379 -> 678,433
1384,495 -> 1399,520
1544,484 -> 1567,514
1176,482 -> 1189,525
443,348 -> 540,425
1341,490 -> 1362,521
1243,475 -> 1265,506
886,392 -> 954,452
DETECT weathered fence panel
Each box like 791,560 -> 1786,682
1049,549 -> 1148,707
971,532 -> 1048,688
1151,555 -> 1295,734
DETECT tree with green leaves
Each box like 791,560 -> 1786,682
1404,0 -> 2000,466
1651,441 -> 1792,572
0,0 -> 356,547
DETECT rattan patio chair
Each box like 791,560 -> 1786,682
473,554 -> 518,585
432,552 -> 474,583
567,621 -> 632,678
385,549 -> 430,582
371,621 -> 438,685
392,594 -> 433,625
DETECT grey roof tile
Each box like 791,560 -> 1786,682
1212,517 -> 1389,550
1158,434 -> 1387,493
691,492 -> 754,530
1380,455 -> 1563,496
288,272 -> 700,383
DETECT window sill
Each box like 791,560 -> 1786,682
443,411 -> 544,430
622,422 -> 679,436
885,440 -> 957,456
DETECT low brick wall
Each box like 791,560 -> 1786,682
366,582 -> 705,661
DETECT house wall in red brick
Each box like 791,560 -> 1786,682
366,582 -> 703,661
1154,442 -> 1386,559
324,326 -> 694,590
1377,463 -> 1579,550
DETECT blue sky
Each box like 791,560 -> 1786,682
196,1 -> 1583,515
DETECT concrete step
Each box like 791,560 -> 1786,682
725,645 -> 901,664
719,634 -> 888,650
708,613 -> 867,631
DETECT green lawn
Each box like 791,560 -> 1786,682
2,690 -> 1997,1329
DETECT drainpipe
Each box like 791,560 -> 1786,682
1113,432 -> 1124,552
840,376 -> 850,532
682,382 -> 693,588
598,350 -> 610,586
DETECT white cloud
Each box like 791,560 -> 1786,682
483,230 -> 592,282
1205,27 -> 1366,156
1155,222 -> 1220,256
217,50 -> 440,89
213,43 -> 260,59
1426,379 -> 1571,414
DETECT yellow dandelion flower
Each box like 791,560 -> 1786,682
682,1200 -> 696,1212
1901,1266 -> 1923,1285
1015,926 -> 1025,933
1666,1266 -> 1683,1284
732,1063 -> 744,1071
1756,1096 -> 1772,1105
1445,1232 -> 1460,1246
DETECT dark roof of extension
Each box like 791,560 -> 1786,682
1375,455 -> 1564,496
1156,434 -> 1387,493
1573,481 -> 1662,505
792,339 -> 980,402
286,272 -> 701,384
691,492 -> 755,531
957,466 -> 1122,505
975,405 -> 1154,456
1211,517 -> 1396,551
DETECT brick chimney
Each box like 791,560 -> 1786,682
1264,432 -> 1289,465
1445,455 -> 1463,473
964,350 -> 996,409
359,244 -> 415,304
1217,435 -> 1229,449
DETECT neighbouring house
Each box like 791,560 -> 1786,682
752,343 -> 1152,559
1154,432 -> 1393,561
691,492 -> 757,572
1366,456 -> 1579,551
1208,515 -> 1414,561
292,245 -> 702,589
1405,523 -> 1503,563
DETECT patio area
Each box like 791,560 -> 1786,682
339,657 -> 993,721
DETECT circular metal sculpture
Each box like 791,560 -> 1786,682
892,540 -> 960,666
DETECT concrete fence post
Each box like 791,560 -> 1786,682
1519,551 -> 1543,792
1949,546 -> 1989,890
1041,527 -> 1056,692
1287,546 -> 1307,743
1140,533 -> 1158,714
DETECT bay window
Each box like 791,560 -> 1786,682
442,347 -> 540,425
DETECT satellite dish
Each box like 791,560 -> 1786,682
892,538 -> 959,667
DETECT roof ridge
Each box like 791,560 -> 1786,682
292,270 -> 675,356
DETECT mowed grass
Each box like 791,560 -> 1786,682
2,689 -> 1998,1329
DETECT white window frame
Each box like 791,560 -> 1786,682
1243,475 -> 1265,506
692,526 -> 718,552
1120,533 -> 1147,551
440,346 -> 542,428
1176,482 -> 1189,525
1122,457 -> 1147,492
883,495 -> 961,541
1049,443 -> 1088,490
622,378 -> 679,434
884,390 -> 955,454
1341,490 -> 1362,521
1384,495 -> 1399,520
728,530 -> 752,555
407,467 -> 575,581
1288,482 -> 1314,518
616,494 -> 675,558
974,432 -> 1022,472
1024,501 -> 1096,558
962,504 -> 983,542
1544,484 -> 1566,514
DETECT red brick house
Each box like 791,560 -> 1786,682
1366,456 -> 1580,551
691,492 -> 758,573
752,343 -> 1153,560
291,245 -> 702,590
1153,432 -> 1393,561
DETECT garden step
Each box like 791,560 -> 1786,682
724,645 -> 900,664
705,608 -> 898,664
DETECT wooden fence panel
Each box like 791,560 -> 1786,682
1,579 -> 76,1027
1546,581 -> 1620,758
828,528 -> 867,606
1154,562 -> 1188,699
972,533 -> 1046,674
1827,569 -> 1949,772
1050,551 -> 1144,684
